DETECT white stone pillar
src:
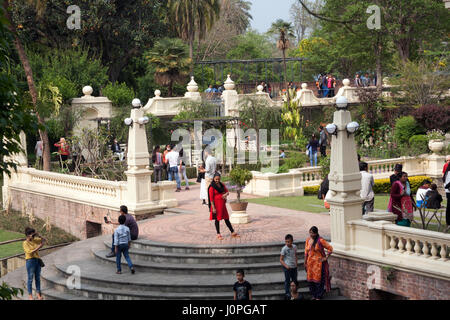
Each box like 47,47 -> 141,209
2,131 -> 27,208
124,102 -> 168,216
222,75 -> 239,117
327,102 -> 364,252
184,76 -> 201,101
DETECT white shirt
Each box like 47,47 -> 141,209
205,155 -> 217,178
416,188 -> 430,202
445,172 -> 450,194
360,171 -> 374,201
166,151 -> 179,168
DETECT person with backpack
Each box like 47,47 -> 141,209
425,184 -> 443,210
152,145 -> 163,183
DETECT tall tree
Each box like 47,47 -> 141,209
290,0 -> 322,44
3,0 -> 52,171
10,0 -> 169,83
268,19 -> 295,91
168,0 -> 221,61
196,0 -> 252,61
0,1 -> 37,175
146,38 -> 192,97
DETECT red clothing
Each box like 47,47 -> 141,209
443,163 -> 449,175
209,185 -> 229,221
54,142 -> 70,156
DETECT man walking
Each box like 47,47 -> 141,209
360,162 -> 375,215
166,144 -> 182,192
200,149 -> 217,188
106,205 -> 139,258
318,126 -> 328,157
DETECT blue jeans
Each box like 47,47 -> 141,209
168,166 -> 181,189
283,266 -> 298,298
310,151 -> 317,167
26,258 -> 41,295
116,244 -> 133,272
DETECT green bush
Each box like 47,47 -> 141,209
103,82 -> 135,108
394,116 -> 424,146
407,135 -> 429,155
304,175 -> 433,196
304,185 -> 320,195
372,176 -> 432,194
277,153 -> 309,173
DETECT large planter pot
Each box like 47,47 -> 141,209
229,201 -> 250,224
229,201 -> 248,212
428,139 -> 444,155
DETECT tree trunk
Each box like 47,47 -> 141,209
375,33 -> 383,93
168,79 -> 173,97
4,1 -> 51,171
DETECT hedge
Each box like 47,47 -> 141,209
303,176 -> 433,195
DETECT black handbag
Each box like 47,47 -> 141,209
38,258 -> 45,268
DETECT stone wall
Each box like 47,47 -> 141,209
330,255 -> 450,300
9,189 -> 121,240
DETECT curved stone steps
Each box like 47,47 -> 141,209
51,259 -> 308,293
102,240 -> 305,264
94,249 -> 305,275
129,239 -> 306,255
42,268 -> 340,300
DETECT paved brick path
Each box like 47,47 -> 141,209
139,182 -> 331,245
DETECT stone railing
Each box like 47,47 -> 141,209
344,219 -> 450,279
3,167 -> 177,211
385,225 -> 449,261
244,156 -> 440,197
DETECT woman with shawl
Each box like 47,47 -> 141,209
208,173 -> 239,240
304,226 -> 333,300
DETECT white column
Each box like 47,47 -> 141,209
222,75 -> 239,117
124,105 -> 169,215
327,108 -> 363,252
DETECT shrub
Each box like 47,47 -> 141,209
394,116 -> 424,145
304,185 -> 320,195
229,167 -> 253,202
372,176 -> 433,194
413,105 -> 450,132
277,153 -> 309,173
407,135 -> 429,155
103,82 -> 135,108
304,175 -> 433,195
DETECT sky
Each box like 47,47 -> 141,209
249,0 -> 297,33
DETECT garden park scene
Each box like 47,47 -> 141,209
0,0 -> 449,303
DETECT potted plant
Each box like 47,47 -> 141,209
228,167 -> 253,212
427,129 -> 445,154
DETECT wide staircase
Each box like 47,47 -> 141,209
4,236 -> 346,300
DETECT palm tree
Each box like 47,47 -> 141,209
3,0 -> 52,171
268,19 -> 295,90
167,0 -> 221,61
146,38 -> 192,97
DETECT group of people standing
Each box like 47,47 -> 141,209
151,144 -> 190,192
306,126 -> 329,167
354,73 -> 377,87
316,74 -> 336,98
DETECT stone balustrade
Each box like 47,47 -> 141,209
244,156 -> 441,197
4,166 -> 177,212
344,219 -> 450,280
385,225 -> 449,261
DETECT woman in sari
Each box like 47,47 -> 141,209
208,173 -> 239,240
388,172 -> 414,227
304,226 -> 333,300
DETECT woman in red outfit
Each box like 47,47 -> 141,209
208,173 -> 239,240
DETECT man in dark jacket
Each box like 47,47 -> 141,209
425,184 -> 443,210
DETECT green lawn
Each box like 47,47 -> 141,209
0,229 -> 24,259
246,194 -> 447,215
245,195 -> 328,213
